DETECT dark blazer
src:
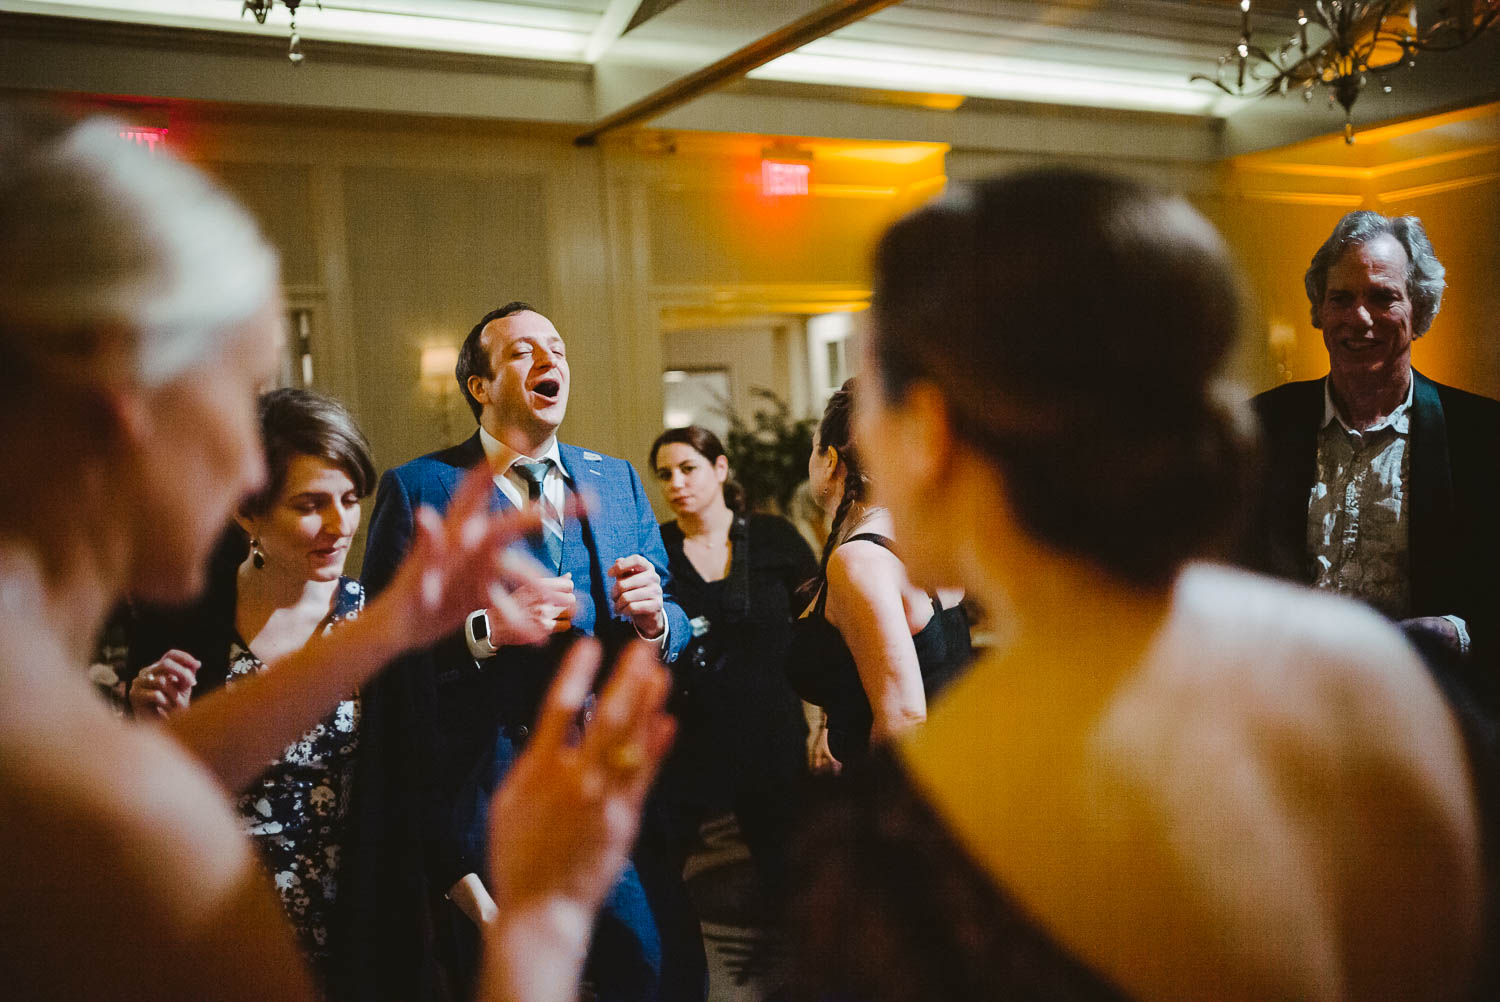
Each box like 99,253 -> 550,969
339,431 -> 686,1002
1245,369 -> 1500,655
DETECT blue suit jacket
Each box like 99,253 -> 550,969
362,432 -> 688,649
339,432 -> 685,1002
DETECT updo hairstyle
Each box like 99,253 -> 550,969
0,107 -> 279,400
815,378 -> 871,550
869,170 -> 1253,588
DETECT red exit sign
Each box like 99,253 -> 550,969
119,127 -> 168,153
762,159 -> 810,196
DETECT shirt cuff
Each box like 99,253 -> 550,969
634,613 -> 668,653
1441,615 -> 1472,655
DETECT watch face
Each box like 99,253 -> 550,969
471,614 -> 488,642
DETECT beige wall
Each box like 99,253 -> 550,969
946,102 -> 1500,403
663,323 -> 784,420
151,109 -> 953,544
179,115 -> 633,478
157,113 -> 631,569
143,99 -> 1500,568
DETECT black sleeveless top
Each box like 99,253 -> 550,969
786,532 -> 972,763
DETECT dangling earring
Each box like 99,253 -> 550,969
250,537 -> 266,570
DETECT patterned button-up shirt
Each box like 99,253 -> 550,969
1305,378 -> 1413,620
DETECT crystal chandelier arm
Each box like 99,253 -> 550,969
1190,42 -> 1302,99
1190,0 -> 1497,143
1417,1 -> 1500,50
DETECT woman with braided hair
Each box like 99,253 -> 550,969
787,377 -> 971,771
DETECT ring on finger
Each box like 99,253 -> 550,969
604,741 -> 646,774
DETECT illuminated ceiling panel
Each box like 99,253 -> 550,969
752,0 -> 1308,117
0,0 -> 599,60
0,0 -> 1339,118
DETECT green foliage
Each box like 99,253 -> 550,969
722,388 -> 817,514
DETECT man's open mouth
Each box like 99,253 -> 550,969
531,378 -> 561,401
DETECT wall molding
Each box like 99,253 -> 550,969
1379,171 -> 1500,203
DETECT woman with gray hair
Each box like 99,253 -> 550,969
0,108 -> 675,1002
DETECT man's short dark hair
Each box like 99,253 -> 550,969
456,301 -> 538,420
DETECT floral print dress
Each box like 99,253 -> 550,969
225,577 -> 363,974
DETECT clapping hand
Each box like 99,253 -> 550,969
489,574 -> 579,647
128,650 -> 200,719
374,467 -> 554,654
608,556 -> 666,639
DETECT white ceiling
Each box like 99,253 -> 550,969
3,0 -> 1497,155
751,0 -> 1314,115
0,0 -> 1318,116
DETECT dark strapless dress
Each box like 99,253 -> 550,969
788,635 -> 1500,1002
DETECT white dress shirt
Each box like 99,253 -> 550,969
478,426 -> 567,521
465,427 -> 668,659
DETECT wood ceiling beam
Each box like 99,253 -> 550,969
575,0 -> 901,146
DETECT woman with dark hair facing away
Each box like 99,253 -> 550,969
126,387 -> 376,990
785,170 -> 1483,1001
639,426 -> 818,998
786,378 -> 970,771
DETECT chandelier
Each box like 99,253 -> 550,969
241,1 -> 323,65
1195,1 -> 1500,142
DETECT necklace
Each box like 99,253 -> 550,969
682,529 -> 732,582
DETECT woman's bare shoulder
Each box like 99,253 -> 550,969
825,532 -> 903,590
1096,565 -> 1481,1000
0,640 -> 315,1000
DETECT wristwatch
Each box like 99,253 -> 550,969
465,609 -> 499,659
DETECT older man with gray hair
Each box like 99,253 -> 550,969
1246,210 -> 1500,664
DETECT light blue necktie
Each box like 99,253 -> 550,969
513,458 -> 563,572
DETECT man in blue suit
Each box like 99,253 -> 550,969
346,302 -> 688,1002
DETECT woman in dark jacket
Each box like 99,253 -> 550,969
638,425 -> 818,1000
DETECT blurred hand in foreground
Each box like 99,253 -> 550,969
375,467 -> 554,654
480,640 -> 674,1002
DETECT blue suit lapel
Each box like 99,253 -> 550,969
558,443 -> 626,563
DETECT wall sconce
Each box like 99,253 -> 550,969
421,343 -> 458,388
1267,321 -> 1298,384
420,343 -> 460,441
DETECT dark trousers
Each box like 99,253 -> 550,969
636,799 -> 710,1002
445,724 -> 664,1002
